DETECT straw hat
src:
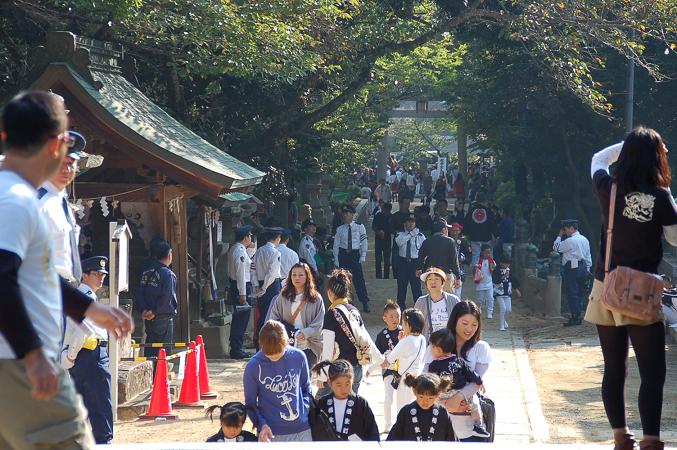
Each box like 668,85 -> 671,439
420,267 -> 447,283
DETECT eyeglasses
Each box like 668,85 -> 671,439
54,132 -> 76,148
60,160 -> 79,173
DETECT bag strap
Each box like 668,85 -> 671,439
399,339 -> 424,377
332,307 -> 360,351
604,183 -> 617,274
290,298 -> 307,324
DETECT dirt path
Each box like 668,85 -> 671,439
510,300 -> 677,446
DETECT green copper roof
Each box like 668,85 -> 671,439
67,65 -> 264,189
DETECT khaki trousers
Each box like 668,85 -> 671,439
0,359 -> 94,450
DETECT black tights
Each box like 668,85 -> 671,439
596,322 -> 666,437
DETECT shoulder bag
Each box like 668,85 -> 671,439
601,183 -> 663,321
282,298 -> 307,346
332,306 -> 372,365
390,338 -> 424,390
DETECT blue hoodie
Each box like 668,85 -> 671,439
243,347 -> 311,436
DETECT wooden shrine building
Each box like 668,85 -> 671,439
28,31 -> 264,341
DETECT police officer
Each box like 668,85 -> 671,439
226,225 -> 254,359
395,213 -> 425,309
278,228 -> 300,284
38,130 -> 87,282
61,256 -> 113,444
332,204 -> 371,312
553,219 -> 592,326
251,227 -> 282,349
138,238 -> 178,359
298,218 -> 318,272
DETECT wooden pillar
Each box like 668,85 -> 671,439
377,129 -> 389,181
165,193 -> 190,342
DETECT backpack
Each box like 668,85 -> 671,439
333,305 -> 373,365
477,393 -> 496,442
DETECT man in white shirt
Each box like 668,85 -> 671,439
0,91 -> 132,449
251,228 -> 282,349
553,219 -> 592,326
395,213 -> 425,309
278,228 -> 300,284
227,225 -> 254,359
333,204 -> 370,312
37,133 -> 86,282
298,218 -> 318,272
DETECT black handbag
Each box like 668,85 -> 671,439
477,392 -> 496,442
309,397 -> 339,441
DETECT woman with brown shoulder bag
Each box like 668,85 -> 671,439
585,127 -> 677,450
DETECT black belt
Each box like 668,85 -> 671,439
339,249 -> 359,254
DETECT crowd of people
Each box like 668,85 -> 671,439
0,90 -> 673,450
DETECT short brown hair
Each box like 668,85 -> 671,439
258,320 -> 288,356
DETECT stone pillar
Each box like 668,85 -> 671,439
545,252 -> 563,318
377,130 -> 389,181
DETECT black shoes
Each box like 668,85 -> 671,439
471,423 -> 490,438
563,317 -> 582,327
229,351 -> 251,360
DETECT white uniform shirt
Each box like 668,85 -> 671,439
38,181 -> 80,280
333,221 -> 368,263
298,234 -> 318,271
395,228 -> 426,258
227,242 -> 252,295
252,242 -> 281,292
0,172 -> 62,360
60,283 -> 108,368
278,243 -> 300,281
553,231 -> 592,268
431,168 -> 440,183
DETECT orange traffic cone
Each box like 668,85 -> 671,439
196,335 -> 218,399
140,348 -> 178,420
174,341 -> 205,408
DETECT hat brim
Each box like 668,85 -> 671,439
420,270 -> 447,283
66,131 -> 87,158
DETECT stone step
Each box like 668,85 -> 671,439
106,442 -> 675,449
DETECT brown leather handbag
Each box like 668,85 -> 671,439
601,183 -> 663,321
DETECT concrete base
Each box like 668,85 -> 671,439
117,384 -> 180,421
117,361 -> 153,404
190,324 -> 230,358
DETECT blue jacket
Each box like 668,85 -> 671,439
137,259 -> 177,315
244,347 -> 311,435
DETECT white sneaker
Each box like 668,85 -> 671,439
503,320 -> 508,329
498,326 -> 505,331
487,313 -> 493,319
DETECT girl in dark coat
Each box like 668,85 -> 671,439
313,359 -> 380,441
387,373 -> 455,441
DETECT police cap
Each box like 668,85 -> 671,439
561,219 -> 579,228
234,225 -> 254,241
404,213 -> 416,223
82,256 -> 108,274
301,218 -> 317,230
342,204 -> 356,214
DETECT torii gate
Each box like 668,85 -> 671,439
378,100 -> 468,180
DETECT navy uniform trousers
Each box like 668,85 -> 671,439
338,249 -> 370,305
396,256 -> 422,310
254,279 -> 281,350
563,261 -> 587,319
69,345 -> 112,444
228,279 -> 252,356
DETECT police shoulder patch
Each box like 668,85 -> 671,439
240,256 -> 245,262
306,244 -> 310,248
